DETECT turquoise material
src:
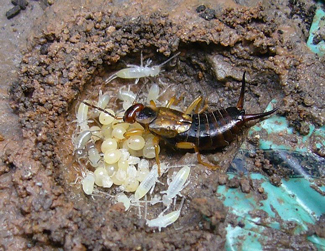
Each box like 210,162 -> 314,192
218,174 -> 325,250
247,99 -> 325,153
222,96 -> 325,249
219,4 -> 325,245
307,2 -> 325,57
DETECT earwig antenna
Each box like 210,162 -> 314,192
157,52 -> 181,68
133,79 -> 149,105
82,101 -> 121,119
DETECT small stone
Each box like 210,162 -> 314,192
227,177 -> 240,188
240,178 -> 251,193
257,187 -> 264,193
196,5 -> 206,13
218,174 -> 228,185
40,44 -> 49,55
11,0 -> 28,10
303,95 -> 314,107
18,0 -> 28,10
299,122 -> 310,136
313,34 -> 322,45
70,34 -> 80,43
254,160 -> 262,168
6,6 -> 21,19
199,9 -> 216,21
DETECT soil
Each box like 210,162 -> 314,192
1,0 -> 324,250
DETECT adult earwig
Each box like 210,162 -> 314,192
123,72 -> 278,174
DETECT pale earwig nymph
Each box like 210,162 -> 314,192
161,165 -> 190,208
146,197 -> 185,231
123,72 -> 278,175
105,52 -> 181,84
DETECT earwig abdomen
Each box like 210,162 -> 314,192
166,107 -> 245,150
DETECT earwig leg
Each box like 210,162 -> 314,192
195,98 -> 209,114
150,100 -> 157,107
124,128 -> 145,137
184,96 -> 203,114
153,136 -> 161,176
166,97 -> 176,108
166,92 -> 185,108
175,142 -> 220,170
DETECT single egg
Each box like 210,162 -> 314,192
99,109 -> 115,125
104,149 -> 122,164
127,135 -> 145,150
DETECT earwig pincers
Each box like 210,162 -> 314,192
123,72 -> 278,175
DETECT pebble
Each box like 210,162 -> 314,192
239,178 -> 251,193
12,0 -> 28,10
199,8 -> 216,21
6,5 -> 21,19
196,5 -> 206,13
227,177 -> 240,188
6,0 -> 28,19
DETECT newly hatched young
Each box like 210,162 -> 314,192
76,101 -> 90,131
146,197 -> 185,232
161,165 -> 191,208
90,91 -> 110,118
74,130 -> 92,151
87,142 -> 101,168
105,52 -> 180,84
134,164 -> 161,201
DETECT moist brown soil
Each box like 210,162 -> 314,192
1,0 -> 324,250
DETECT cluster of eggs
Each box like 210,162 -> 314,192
71,53 -> 196,231
73,84 -> 163,202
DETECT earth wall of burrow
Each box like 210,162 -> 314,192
5,0 -> 324,250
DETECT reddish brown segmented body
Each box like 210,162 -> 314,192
124,72 -> 278,151
166,107 -> 245,150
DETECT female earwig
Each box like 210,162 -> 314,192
123,72 -> 278,174
105,52 -> 181,84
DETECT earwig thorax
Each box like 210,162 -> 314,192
136,106 -> 158,124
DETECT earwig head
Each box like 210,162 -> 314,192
136,106 -> 158,125
149,66 -> 160,77
123,103 -> 145,123
124,104 -> 158,125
